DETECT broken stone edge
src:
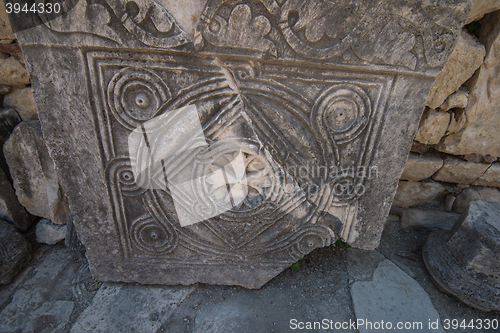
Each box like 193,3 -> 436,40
12,0 -> 472,287
422,230 -> 500,312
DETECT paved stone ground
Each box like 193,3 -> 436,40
0,215 -> 498,333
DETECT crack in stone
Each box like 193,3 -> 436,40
475,162 -> 494,183
158,285 -> 198,327
213,57 -> 321,212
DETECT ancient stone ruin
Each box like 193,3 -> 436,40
7,0 -> 471,288
424,201 -> 500,312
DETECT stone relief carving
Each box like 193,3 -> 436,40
38,0 -> 468,71
12,0 -> 471,287
200,4 -> 277,56
89,48 -> 387,266
42,0 -> 193,48
196,0 -> 468,70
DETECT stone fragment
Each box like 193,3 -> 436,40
0,85 -> 11,95
445,109 -> 467,135
351,260 -> 445,333
0,167 -> 33,231
477,186 -> 500,201
410,142 -> 427,154
414,109 -> 450,145
347,249 -> 385,282
65,214 -> 85,252
0,108 -> 21,143
158,0 -> 207,36
2,88 -> 37,120
36,219 -> 67,245
401,209 -> 460,231
433,156 -> 491,184
426,30 -> 486,110
389,206 -> 403,217
393,181 -> 448,208
0,250 -> 77,331
463,154 -> 482,163
473,163 -> 500,187
4,121 -> 70,225
0,220 -> 32,284
10,0 -> 471,286
423,201 -> 500,311
439,87 -> 468,112
0,57 -> 30,87
0,2 -> 15,42
444,194 -> 456,212
466,0 -> 500,24
400,153 -> 443,181
483,155 -> 498,163
0,40 -> 14,46
437,13 -> 500,157
71,283 -> 193,333
453,186 -> 500,213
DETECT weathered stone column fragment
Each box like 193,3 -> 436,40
9,0 -> 470,287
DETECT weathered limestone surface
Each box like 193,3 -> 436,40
423,201 -> 500,311
0,2 -> 15,43
401,209 -> 460,231
155,0 -> 208,36
35,219 -> 67,245
0,167 -> 33,231
453,186 -> 500,213
0,249 -> 76,331
400,153 -> 443,182
0,57 -> 30,87
2,87 -> 38,121
393,181 -> 448,208
0,108 -> 21,143
445,109 -> 467,135
426,30 -> 485,110
466,0 -> 500,24
0,220 -> 32,284
436,12 -> 500,157
71,284 -> 193,333
439,87 -> 468,112
414,109 -> 450,145
351,260 -> 445,333
11,0 -> 470,287
472,163 -> 500,187
433,156 -> 490,184
4,121 -> 70,225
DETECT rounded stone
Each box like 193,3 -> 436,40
423,201 -> 500,311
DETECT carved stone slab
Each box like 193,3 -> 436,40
10,0 -> 470,288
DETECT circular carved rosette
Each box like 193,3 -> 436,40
288,226 -> 335,260
312,84 -> 371,145
130,215 -> 177,255
330,175 -> 365,205
107,157 -> 149,197
202,143 -> 277,212
108,67 -> 170,130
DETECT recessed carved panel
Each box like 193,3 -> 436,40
12,0 -> 471,287
87,50 -> 391,267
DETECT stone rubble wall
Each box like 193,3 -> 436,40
0,0 -> 68,252
0,1 -> 499,240
394,7 -> 500,212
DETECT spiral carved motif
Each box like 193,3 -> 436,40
312,84 -> 371,145
107,68 -> 170,130
130,215 -> 177,255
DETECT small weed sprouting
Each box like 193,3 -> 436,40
335,240 -> 352,248
290,258 -> 303,271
